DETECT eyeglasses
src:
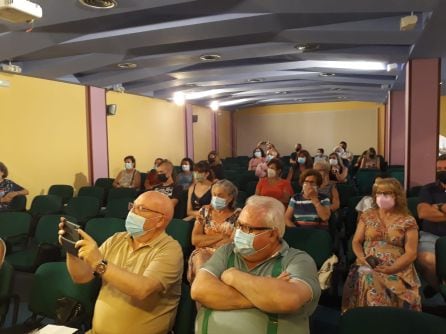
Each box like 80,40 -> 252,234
128,202 -> 164,216
375,191 -> 393,196
235,221 -> 274,234
303,180 -> 317,184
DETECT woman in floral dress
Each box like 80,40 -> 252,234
342,178 -> 421,312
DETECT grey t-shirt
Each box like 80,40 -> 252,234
195,241 -> 321,334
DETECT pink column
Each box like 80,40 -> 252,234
405,58 -> 440,189
86,86 -> 109,183
184,103 -> 194,159
386,91 -> 406,166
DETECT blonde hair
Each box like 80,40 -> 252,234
372,178 -> 410,215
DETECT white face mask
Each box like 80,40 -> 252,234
125,162 -> 134,170
254,151 -> 262,158
329,158 -> 338,166
267,168 -> 276,178
182,164 -> 190,172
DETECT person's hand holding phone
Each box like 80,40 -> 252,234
58,217 -> 81,256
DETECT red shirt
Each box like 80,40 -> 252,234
256,178 -> 294,204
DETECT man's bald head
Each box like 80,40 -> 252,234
136,191 -> 174,223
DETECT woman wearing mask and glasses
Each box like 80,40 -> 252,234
112,155 -> 141,190
255,158 -> 293,206
186,161 -> 214,219
342,178 -> 421,312
188,180 -> 240,283
176,158 -> 194,191
248,147 -> 266,171
285,169 -> 331,229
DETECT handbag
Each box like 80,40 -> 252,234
318,254 -> 338,290
55,297 -> 85,327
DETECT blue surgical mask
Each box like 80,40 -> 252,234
233,229 -> 270,256
125,211 -> 155,238
254,151 -> 262,158
211,196 -> 227,210
266,154 -> 273,162
125,162 -> 133,170
182,164 -> 190,172
297,157 -> 306,164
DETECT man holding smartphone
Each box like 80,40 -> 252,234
59,191 -> 183,334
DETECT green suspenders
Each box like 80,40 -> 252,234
201,252 -> 282,334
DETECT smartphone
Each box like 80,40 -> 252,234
365,255 -> 381,268
60,220 -> 81,256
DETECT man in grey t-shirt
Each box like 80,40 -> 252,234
191,195 -> 321,334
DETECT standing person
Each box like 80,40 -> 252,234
59,191 -> 183,334
255,158 -> 293,206
248,147 -> 266,171
186,161 -> 213,219
188,180 -> 240,283
417,154 -> 446,294
191,195 -> 321,334
342,178 -> 421,312
0,162 -> 29,211
176,158 -> 194,191
112,155 -> 141,190
144,158 -> 164,191
208,151 -> 224,180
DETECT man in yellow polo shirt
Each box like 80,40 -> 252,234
60,191 -> 183,334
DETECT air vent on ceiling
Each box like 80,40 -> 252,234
79,0 -> 117,9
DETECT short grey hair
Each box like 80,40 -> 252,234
245,195 -> 285,237
212,179 -> 238,209
313,160 -> 330,173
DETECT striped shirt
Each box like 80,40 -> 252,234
289,193 -> 331,224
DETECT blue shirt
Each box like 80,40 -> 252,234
0,179 -> 24,210
289,193 -> 330,223
419,181 -> 446,236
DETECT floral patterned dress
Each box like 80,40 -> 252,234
187,206 -> 241,282
342,210 -> 421,312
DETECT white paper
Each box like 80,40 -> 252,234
35,324 -> 78,334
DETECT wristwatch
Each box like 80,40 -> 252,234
93,259 -> 108,276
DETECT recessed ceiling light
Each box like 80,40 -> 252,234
294,44 -> 319,52
275,91 -> 288,95
337,96 -> 346,99
199,54 -> 221,61
320,72 -> 335,77
440,81 -> 444,86
117,62 -> 137,69
331,88 -> 343,91
247,78 -> 264,83
79,0 -> 117,9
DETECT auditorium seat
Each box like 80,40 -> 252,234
85,217 -> 125,246
48,185 -> 74,205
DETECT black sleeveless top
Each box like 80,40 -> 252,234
191,184 -> 212,210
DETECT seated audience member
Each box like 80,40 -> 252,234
342,178 -> 420,312
208,151 -> 224,180
289,143 -> 302,163
153,160 -> 182,207
328,152 -> 348,183
339,141 -> 353,164
0,237 -> 5,268
287,149 -> 313,182
186,161 -> 213,219
314,161 -> 340,212
188,180 -> 240,283
176,158 -> 194,190
314,148 -> 328,163
248,147 -> 265,171
144,157 -> 164,191
417,154 -> 446,294
285,169 -> 331,229
60,191 -> 183,334
112,155 -> 141,190
352,150 -> 368,174
0,162 -> 29,211
255,158 -> 293,206
355,172 -> 391,221
359,147 -> 381,170
191,195 -> 321,334
264,141 -> 280,158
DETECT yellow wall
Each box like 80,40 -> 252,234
235,101 -> 382,157
0,73 -> 89,203
217,110 -> 232,158
107,92 -> 186,175
192,105 -> 212,161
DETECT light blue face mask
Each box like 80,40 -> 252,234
125,211 -> 156,238
233,229 -> 270,256
297,157 -> 306,164
211,196 -> 227,210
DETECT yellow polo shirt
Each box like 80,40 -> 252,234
90,232 -> 183,334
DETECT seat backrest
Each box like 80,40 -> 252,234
64,196 -> 100,224
8,195 -> 27,212
340,306 -> 446,334
0,212 -> 32,239
355,170 -> 379,195
283,227 -> 332,269
77,186 -> 105,205
104,197 -> 132,219
246,180 -> 258,197
29,262 -> 100,320
337,183 -> 357,208
172,283 -> 196,334
48,185 -> 74,204
436,236 -> 446,282
35,215 -> 77,245
29,195 -> 63,217
106,188 -> 137,203
94,178 -> 114,189
0,261 -> 14,326
166,219 -> 193,258
85,218 -> 125,246
236,190 -> 247,208
407,197 -> 420,223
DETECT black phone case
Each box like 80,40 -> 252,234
366,256 -> 380,268
61,237 -> 79,256
61,221 -> 81,256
